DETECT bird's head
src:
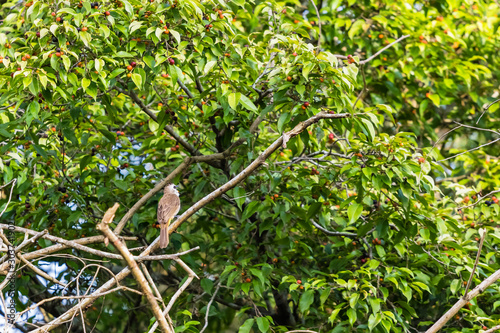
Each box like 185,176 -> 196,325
164,183 -> 179,196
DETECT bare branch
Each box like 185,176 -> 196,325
458,189 -> 500,210
463,229 -> 486,298
484,325 -> 500,333
309,0 -> 322,54
0,230 -> 47,265
425,267 -> 500,333
147,258 -> 199,333
200,283 -> 221,333
0,178 -> 16,218
359,35 -> 410,65
439,137 -> 500,162
484,98 -> 500,111
311,220 -> 357,237
169,112 -> 353,238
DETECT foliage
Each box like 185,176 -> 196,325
0,0 -> 500,332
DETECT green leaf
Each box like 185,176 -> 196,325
349,293 -> 360,308
62,128 -> 78,145
347,203 -> 363,223
450,279 -> 460,295
169,29 -> 181,45
204,60 -> 217,74
299,290 -> 314,313
200,278 -> 214,294
228,92 -> 241,110
347,308 -> 357,326
256,317 -> 270,332
241,201 -> 260,221
131,73 -> 143,90
277,112 -> 290,133
143,55 -> 155,69
239,95 -> 258,113
95,59 -> 104,72
238,319 -> 254,333
82,78 -> 91,91
368,313 -> 382,331
249,268 -> 265,285
233,187 -> 245,210
349,19 -> 365,39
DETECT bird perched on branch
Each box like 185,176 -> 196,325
157,183 -> 180,248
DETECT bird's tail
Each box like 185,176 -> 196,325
159,219 -> 171,249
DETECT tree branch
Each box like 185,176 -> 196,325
359,35 -> 410,65
96,203 -> 172,333
463,229 -> 486,298
425,266 -> 500,333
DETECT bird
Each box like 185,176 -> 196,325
157,183 -> 180,249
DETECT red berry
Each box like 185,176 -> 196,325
292,52 -> 297,57
303,102 -> 310,107
130,61 -> 137,67
105,11 -> 111,16
168,58 -> 175,65
297,280 -> 302,284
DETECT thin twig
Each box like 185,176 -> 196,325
439,138 -> 500,162
0,179 -> 16,217
360,35 -> 410,65
0,230 -> 48,265
463,229 -> 486,298
477,98 -> 500,123
458,189 -> 500,210
200,283 -> 221,333
484,325 -> 500,333
309,0 -> 322,54
311,220 -> 357,237
148,258 -> 199,333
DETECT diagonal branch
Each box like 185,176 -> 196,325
359,35 -> 410,65
425,266 -> 500,333
147,258 -> 199,333
463,229 -> 486,298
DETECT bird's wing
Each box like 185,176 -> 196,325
158,194 -> 181,223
